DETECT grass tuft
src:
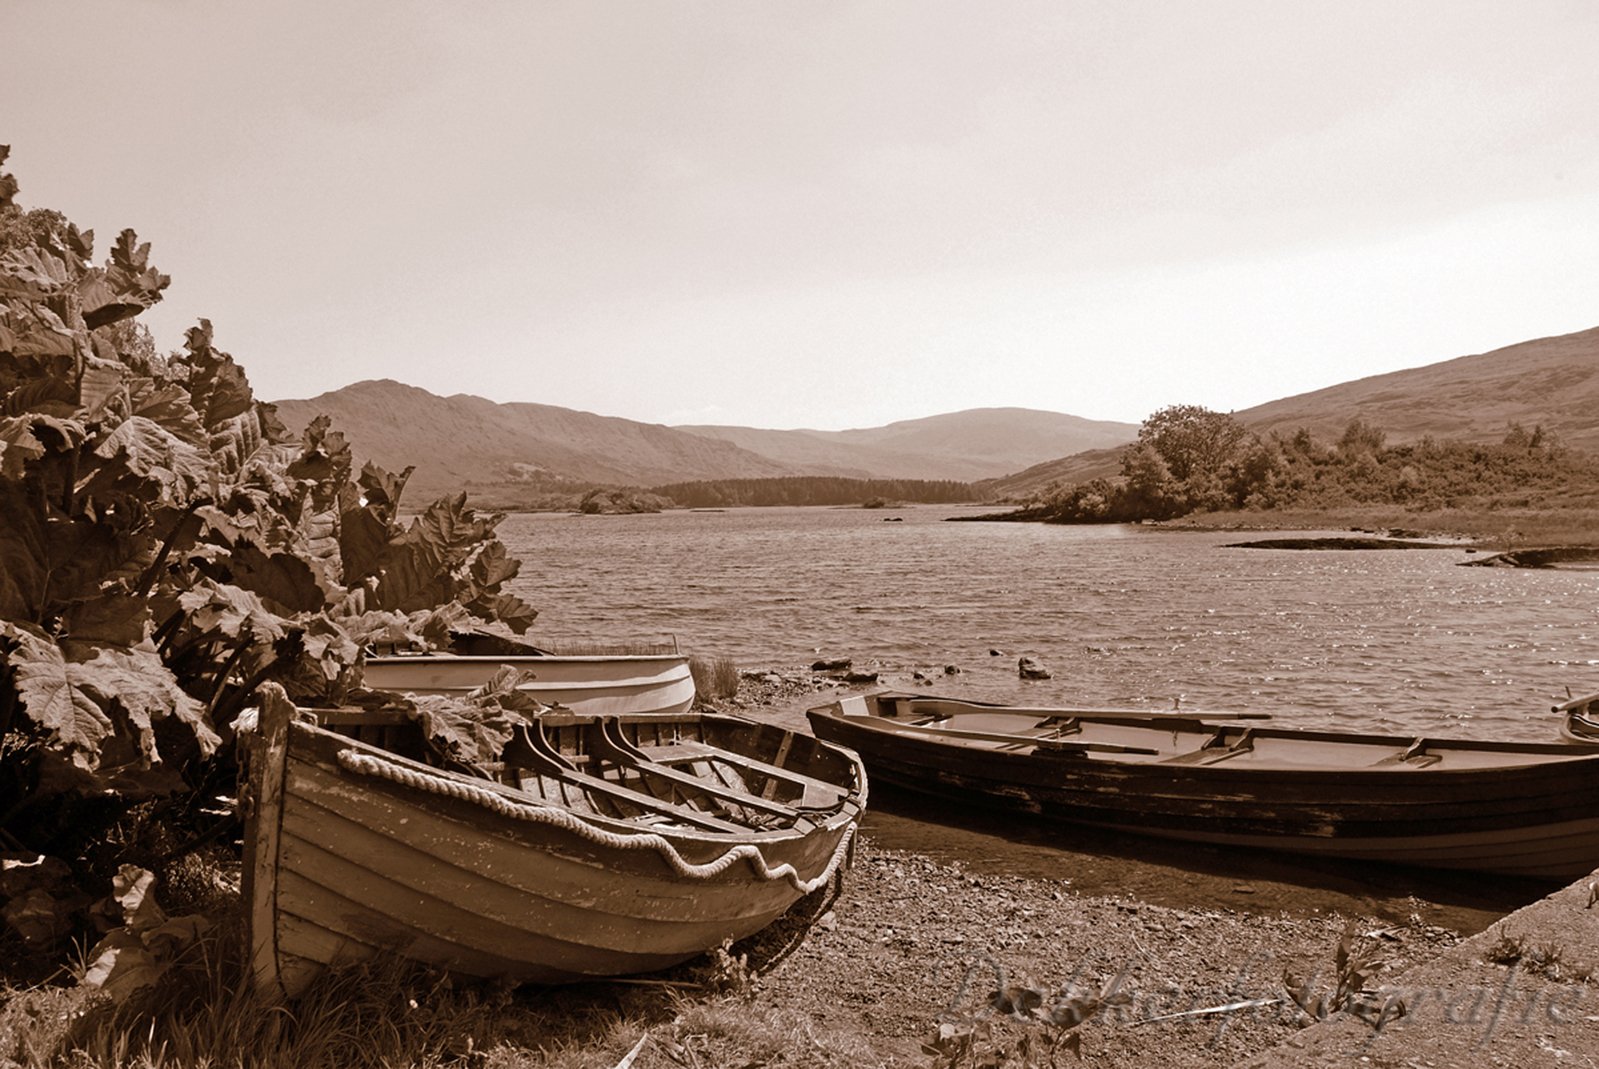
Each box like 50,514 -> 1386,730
689,655 -> 740,701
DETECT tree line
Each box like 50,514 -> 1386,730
650,475 -> 978,508
1016,404 -> 1595,523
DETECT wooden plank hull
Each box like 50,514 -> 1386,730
363,653 -> 696,717
807,692 -> 1599,879
244,691 -> 865,999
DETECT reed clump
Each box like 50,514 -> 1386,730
690,655 -> 741,701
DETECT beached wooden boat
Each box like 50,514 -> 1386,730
363,643 -> 697,718
806,691 -> 1599,879
243,684 -> 866,999
1555,691 -> 1599,745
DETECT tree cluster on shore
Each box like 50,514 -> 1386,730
1009,405 -> 1597,524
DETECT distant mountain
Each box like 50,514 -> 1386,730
271,380 -> 799,502
268,383 -> 1130,503
1234,326 -> 1599,453
678,408 -> 1138,482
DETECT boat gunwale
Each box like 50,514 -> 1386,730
822,691 -> 1599,764
299,707 -> 866,844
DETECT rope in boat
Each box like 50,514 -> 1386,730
335,749 -> 857,894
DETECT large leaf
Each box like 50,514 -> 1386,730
62,594 -> 152,649
80,230 -> 168,330
358,460 -> 412,512
0,246 -> 75,297
126,378 -> 206,447
176,579 -> 286,644
221,542 -> 330,615
465,590 -> 537,634
372,494 -> 497,613
0,298 -> 77,359
92,414 -> 210,506
181,321 -> 253,433
0,414 -> 45,477
0,483 -> 52,621
469,540 -> 521,588
338,499 -> 396,586
1,622 -> 113,768
68,644 -> 218,760
410,671 -> 538,766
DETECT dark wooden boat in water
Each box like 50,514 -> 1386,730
806,691 -> 1599,879
243,685 -> 866,1000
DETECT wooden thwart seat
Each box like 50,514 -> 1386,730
585,719 -> 803,821
1371,737 -> 1441,768
1164,727 -> 1256,765
503,724 -> 748,833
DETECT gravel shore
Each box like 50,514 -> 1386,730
743,839 -> 1462,1067
692,672 -> 1471,1066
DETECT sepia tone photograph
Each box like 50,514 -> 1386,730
2,2 -> 1598,1065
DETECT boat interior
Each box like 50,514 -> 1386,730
839,693 -> 1594,772
315,707 -> 857,834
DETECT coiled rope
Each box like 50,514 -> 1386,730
335,749 -> 857,894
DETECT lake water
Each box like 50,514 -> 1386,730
500,506 -> 1599,929
501,506 -> 1599,741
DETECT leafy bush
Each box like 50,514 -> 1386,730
0,145 -> 536,914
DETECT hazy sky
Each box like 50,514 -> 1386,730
6,2 -> 1598,430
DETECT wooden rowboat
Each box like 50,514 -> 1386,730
1555,691 -> 1599,745
806,691 -> 1599,879
243,684 -> 866,999
363,649 -> 696,718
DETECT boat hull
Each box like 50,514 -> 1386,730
1556,692 -> 1599,746
245,691 -> 864,999
363,653 -> 696,717
808,692 -> 1599,879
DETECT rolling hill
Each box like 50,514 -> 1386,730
1233,325 -> 1599,453
269,383 -> 1130,502
271,325 -> 1598,507
979,325 -> 1599,501
270,380 -> 800,502
677,409 -> 1137,482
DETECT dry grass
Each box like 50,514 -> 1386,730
0,871 -> 865,1069
0,955 -> 880,1069
690,655 -> 740,701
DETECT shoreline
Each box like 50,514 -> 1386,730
4,676 -> 1582,1067
683,680 -> 1594,1065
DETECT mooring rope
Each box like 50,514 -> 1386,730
335,749 -> 857,894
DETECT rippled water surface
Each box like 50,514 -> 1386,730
501,506 -> 1599,741
501,507 -> 1599,927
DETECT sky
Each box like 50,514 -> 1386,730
5,1 -> 1599,431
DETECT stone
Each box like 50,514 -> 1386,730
811,658 -> 852,672
1018,655 -> 1052,680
